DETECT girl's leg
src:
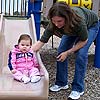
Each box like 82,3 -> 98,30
29,68 -> 41,83
13,70 -> 23,81
13,70 -> 30,83
29,67 -> 40,77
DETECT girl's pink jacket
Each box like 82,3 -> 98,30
8,45 -> 39,71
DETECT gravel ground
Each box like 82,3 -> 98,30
39,29 -> 100,100
40,49 -> 100,100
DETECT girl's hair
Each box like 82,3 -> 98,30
18,34 -> 32,45
48,1 -> 82,33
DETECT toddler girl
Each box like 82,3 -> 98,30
8,34 -> 41,84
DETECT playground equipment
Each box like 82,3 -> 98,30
57,0 -> 92,9
0,0 -> 49,99
28,0 -> 42,40
0,13 -> 49,100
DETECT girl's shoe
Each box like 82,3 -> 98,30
31,76 -> 41,83
22,75 -> 30,84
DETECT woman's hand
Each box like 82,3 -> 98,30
57,51 -> 70,62
56,39 -> 88,62
32,41 -> 45,52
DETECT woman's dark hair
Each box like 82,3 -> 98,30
18,34 -> 32,45
48,1 -> 82,33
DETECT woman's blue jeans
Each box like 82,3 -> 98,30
55,21 -> 99,92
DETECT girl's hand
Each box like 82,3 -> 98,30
11,69 -> 16,74
57,51 -> 69,62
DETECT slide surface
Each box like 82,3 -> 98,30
0,14 -> 49,100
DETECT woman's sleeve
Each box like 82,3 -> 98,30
76,21 -> 88,41
40,24 -> 53,43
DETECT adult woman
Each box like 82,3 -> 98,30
32,2 -> 99,99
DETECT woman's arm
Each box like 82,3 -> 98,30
57,39 -> 88,62
67,39 -> 88,54
32,40 -> 45,52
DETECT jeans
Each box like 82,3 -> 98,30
55,21 -> 99,92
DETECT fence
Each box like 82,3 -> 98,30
0,0 -> 28,17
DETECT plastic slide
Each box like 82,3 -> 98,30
0,14 -> 49,100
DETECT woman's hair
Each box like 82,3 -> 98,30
18,34 -> 32,45
48,1 -> 82,33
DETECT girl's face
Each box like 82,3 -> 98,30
18,40 -> 31,53
52,16 -> 65,28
